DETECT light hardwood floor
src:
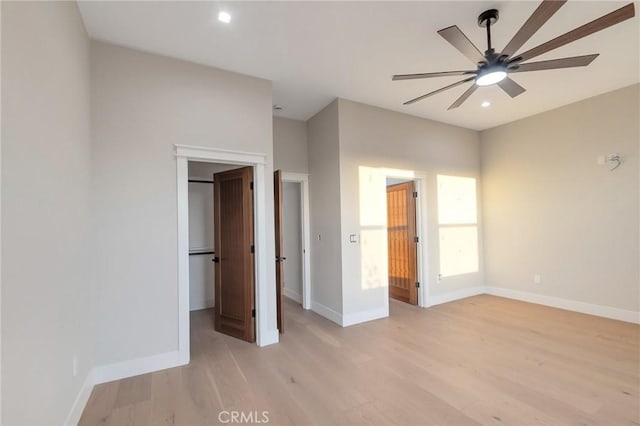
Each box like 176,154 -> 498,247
80,295 -> 640,425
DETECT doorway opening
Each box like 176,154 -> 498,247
176,144 -> 278,365
188,161 -> 256,347
281,180 -> 304,308
273,172 -> 311,333
386,177 -> 419,306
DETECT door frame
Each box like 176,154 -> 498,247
386,181 -> 419,305
280,172 -> 311,310
382,170 -> 428,309
176,144 -> 278,364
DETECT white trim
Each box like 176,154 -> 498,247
64,371 -> 95,426
176,157 -> 190,364
176,145 -> 278,353
311,301 -> 343,326
284,288 -> 303,304
175,144 -> 266,165
427,286 -> 487,307
381,171 -> 429,310
412,175 -> 429,308
190,299 -> 215,311
64,351 -> 185,425
342,306 -> 388,327
486,287 -> 640,324
281,172 -> 311,310
259,328 -> 280,346
253,162 -> 279,346
92,351 -> 183,385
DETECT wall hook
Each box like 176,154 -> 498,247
608,154 -> 621,171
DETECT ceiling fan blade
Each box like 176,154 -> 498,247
448,84 -> 478,110
403,77 -> 476,105
501,0 -> 567,58
497,77 -> 526,98
511,53 -> 599,73
437,26 -> 486,65
393,70 -> 476,81
514,3 -> 635,63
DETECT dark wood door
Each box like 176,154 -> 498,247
274,170 -> 284,333
387,181 -> 418,305
213,166 -> 255,342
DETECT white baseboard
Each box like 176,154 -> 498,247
283,288 -> 302,304
64,371 -> 96,426
311,301 -> 343,326
427,286 -> 487,307
65,350 -> 185,425
342,306 -> 388,327
92,350 -> 184,385
189,299 -> 215,311
486,286 -> 640,324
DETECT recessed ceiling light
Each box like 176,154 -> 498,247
218,11 -> 231,24
481,101 -> 491,108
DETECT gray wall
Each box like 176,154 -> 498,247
283,182 -> 303,302
481,84 -> 639,311
307,100 -> 343,314
274,117 -> 308,173
337,99 -> 483,317
1,2 -> 94,424
90,41 -> 276,366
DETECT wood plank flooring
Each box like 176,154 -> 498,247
80,295 -> 640,425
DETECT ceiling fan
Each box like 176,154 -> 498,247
393,0 -> 636,109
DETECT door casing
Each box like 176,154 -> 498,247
280,172 -> 311,310
176,145 -> 279,365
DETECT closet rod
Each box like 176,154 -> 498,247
189,251 -> 215,256
188,179 -> 214,184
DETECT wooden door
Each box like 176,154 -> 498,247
387,181 -> 418,305
274,170 -> 285,333
213,166 -> 255,342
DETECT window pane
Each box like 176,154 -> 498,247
437,175 -> 477,225
439,226 -> 479,277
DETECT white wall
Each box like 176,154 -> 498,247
481,85 -> 639,313
307,100 -> 344,317
1,2 -> 94,424
90,41 -> 276,366
337,99 -> 483,319
274,117 -> 308,174
283,182 -> 303,303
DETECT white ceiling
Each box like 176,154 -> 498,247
78,1 -> 639,130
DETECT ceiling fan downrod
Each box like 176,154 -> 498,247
478,9 -> 499,58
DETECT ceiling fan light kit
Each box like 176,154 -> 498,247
476,68 -> 507,86
393,0 -> 636,109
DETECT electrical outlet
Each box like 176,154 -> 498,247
534,274 -> 541,284
72,354 -> 78,377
